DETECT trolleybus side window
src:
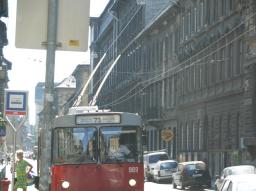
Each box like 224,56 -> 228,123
99,126 -> 138,163
52,127 -> 97,164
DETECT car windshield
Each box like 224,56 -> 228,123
224,166 -> 255,176
149,154 -> 168,163
160,162 -> 178,170
185,163 -> 206,171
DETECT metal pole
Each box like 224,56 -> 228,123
6,118 -> 16,191
5,116 -> 27,191
39,0 -> 58,190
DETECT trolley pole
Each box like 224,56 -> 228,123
39,0 -> 58,190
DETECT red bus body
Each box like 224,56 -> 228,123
51,163 -> 144,191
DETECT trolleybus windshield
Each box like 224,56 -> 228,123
52,127 -> 98,164
52,126 -> 140,164
99,126 -> 138,163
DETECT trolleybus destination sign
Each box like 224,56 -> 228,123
4,90 -> 28,116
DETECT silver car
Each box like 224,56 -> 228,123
143,151 -> 169,181
219,174 -> 256,191
152,160 -> 178,183
215,165 -> 256,191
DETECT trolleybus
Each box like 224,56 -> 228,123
50,107 -> 144,191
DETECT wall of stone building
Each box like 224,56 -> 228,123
240,0 -> 256,162
91,0 -> 256,172
171,93 -> 242,175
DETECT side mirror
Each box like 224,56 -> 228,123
142,128 -> 147,146
142,134 -> 147,146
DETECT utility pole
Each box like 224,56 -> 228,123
39,0 -> 58,190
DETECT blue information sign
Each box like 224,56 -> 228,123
4,90 -> 28,116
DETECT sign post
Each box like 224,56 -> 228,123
4,90 -> 28,191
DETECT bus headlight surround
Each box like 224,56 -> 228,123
61,181 -> 70,189
128,179 -> 137,187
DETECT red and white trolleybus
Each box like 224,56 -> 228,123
50,107 -> 144,191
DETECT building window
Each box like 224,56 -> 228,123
171,77 -> 175,106
234,39 -> 242,76
181,124 -> 184,150
226,43 -> 233,79
182,16 -> 185,41
186,123 -> 189,150
236,113 -> 240,148
192,64 -> 196,91
188,11 -> 191,37
212,53 -> 217,84
200,1 -> 204,27
165,37 -> 169,65
165,79 -> 169,108
194,7 -> 198,32
219,115 -> 222,148
213,0 -> 217,22
192,122 -> 195,150
199,61 -> 202,89
222,0 -> 227,17
220,47 -> 225,80
198,120 -> 203,150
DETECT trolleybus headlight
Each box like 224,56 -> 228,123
61,181 -> 70,189
128,179 -> 137,187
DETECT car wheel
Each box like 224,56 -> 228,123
173,182 -> 177,188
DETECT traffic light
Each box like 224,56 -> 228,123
0,0 -> 7,17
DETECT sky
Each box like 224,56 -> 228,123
3,0 -> 110,125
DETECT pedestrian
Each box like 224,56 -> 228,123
6,155 -> 10,165
14,150 -> 33,191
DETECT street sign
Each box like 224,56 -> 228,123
4,90 -> 28,116
161,128 -> 174,142
15,0 -> 90,52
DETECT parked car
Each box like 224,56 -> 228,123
151,159 -> 178,183
143,150 -> 169,181
219,174 -> 256,191
172,161 -> 211,189
215,165 -> 256,191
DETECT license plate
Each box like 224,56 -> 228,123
193,174 -> 202,177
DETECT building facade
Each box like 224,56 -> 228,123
90,0 -> 256,176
